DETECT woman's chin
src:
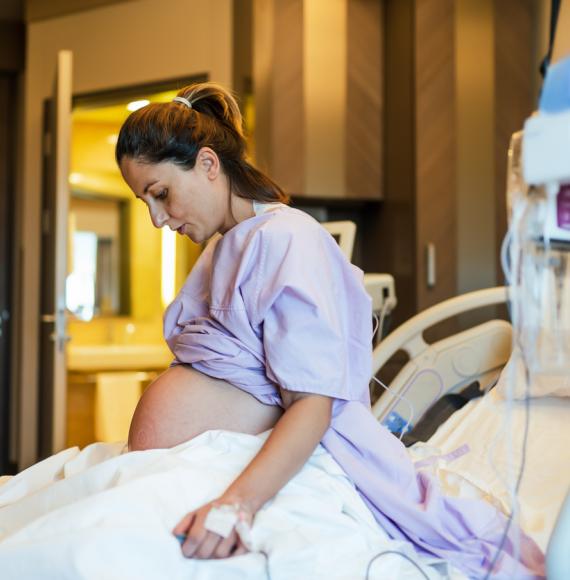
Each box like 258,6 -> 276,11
187,231 -> 206,244
178,225 -> 199,243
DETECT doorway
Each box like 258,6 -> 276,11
40,75 -> 212,454
66,77 -> 210,449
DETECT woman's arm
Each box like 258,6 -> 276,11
173,391 -> 333,559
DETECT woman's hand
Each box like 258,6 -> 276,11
172,499 -> 253,559
173,394 -> 331,560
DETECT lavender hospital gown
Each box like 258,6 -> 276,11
163,204 -> 545,578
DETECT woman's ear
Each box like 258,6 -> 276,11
196,147 -> 220,180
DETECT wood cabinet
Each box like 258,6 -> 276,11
247,0 -> 536,327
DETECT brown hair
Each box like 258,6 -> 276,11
115,82 -> 289,204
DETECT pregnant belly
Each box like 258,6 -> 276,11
128,365 -> 282,451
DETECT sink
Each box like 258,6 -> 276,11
68,344 -> 173,371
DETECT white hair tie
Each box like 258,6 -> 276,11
172,96 -> 192,109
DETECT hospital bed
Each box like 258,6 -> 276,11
370,285 -> 570,559
0,287 -> 568,579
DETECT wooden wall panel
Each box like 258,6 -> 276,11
255,0 -> 382,200
494,0 -> 535,281
415,0 -> 456,309
346,0 -> 383,200
0,21 -> 25,72
368,0 -> 416,325
270,0 -> 304,195
26,0 -> 134,22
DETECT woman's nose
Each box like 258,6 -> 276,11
150,209 -> 169,229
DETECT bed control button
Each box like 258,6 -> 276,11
452,347 -> 481,377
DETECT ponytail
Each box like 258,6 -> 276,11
115,82 -> 289,204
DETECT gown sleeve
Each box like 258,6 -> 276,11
254,217 -> 372,401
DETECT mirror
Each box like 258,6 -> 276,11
66,194 -> 130,320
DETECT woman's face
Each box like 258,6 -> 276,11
119,149 -> 236,244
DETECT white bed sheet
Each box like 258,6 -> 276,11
0,430 -> 462,580
414,389 -> 570,552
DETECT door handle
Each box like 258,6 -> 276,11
42,310 -> 72,349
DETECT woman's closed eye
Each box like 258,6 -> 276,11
155,188 -> 168,200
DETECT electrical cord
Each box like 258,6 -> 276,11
377,299 -> 391,341
365,549 -> 430,579
370,375 -> 415,440
371,367 -> 446,441
482,357 -> 531,579
372,312 -> 380,341
483,225 -> 533,578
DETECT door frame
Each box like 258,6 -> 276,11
0,74 -> 18,474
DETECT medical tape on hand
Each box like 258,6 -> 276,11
204,504 -> 254,550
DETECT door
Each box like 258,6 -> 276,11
0,75 -> 16,473
39,50 -> 73,458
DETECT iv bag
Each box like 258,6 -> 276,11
506,131 -> 527,226
511,187 -> 570,376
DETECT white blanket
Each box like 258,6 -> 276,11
0,431 -> 459,580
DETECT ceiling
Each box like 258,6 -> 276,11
73,89 -> 179,125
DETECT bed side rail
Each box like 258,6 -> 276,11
370,287 -> 511,430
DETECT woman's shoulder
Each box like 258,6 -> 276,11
250,205 -> 328,246
216,204 -> 325,260
214,205 -> 342,282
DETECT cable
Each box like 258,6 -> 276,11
372,294 -> 395,348
377,299 -> 391,342
482,354 -> 531,579
372,367 -> 446,441
539,0 -> 562,79
379,300 -> 391,340
500,227 -> 513,285
365,549 -> 430,579
370,376 -> 415,441
372,312 -> 380,342
483,222 -> 533,578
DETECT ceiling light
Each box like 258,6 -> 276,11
107,134 -> 118,145
69,172 -> 82,185
127,99 -> 149,112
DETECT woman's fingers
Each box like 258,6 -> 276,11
172,511 -> 195,536
194,532 -> 223,559
213,529 -> 239,559
181,511 -> 209,558
231,539 -> 249,557
174,502 -> 252,559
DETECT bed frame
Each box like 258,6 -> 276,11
371,287 -> 512,433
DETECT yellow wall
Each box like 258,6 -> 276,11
69,119 -> 203,345
71,122 -> 129,186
